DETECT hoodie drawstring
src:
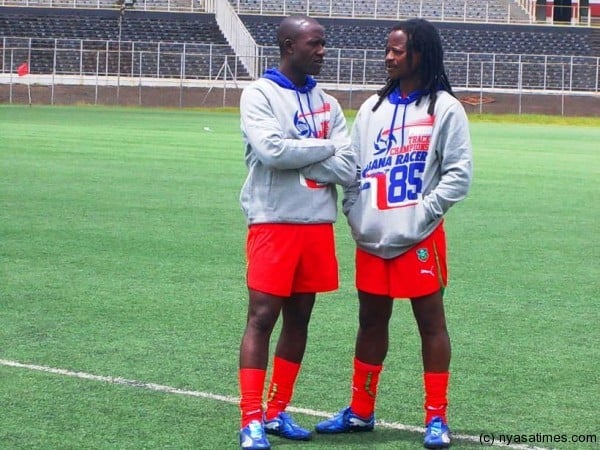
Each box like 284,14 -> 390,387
296,90 -> 319,138
387,101 -> 401,153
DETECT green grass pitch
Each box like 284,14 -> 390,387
1,105 -> 599,449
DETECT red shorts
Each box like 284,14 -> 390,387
246,223 -> 339,297
355,224 -> 447,299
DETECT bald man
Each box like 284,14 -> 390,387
237,15 -> 355,450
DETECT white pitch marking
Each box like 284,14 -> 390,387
0,359 -> 548,450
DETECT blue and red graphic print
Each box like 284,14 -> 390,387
362,116 -> 434,209
295,102 -> 332,189
294,103 -> 331,139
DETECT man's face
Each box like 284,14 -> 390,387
385,29 -> 421,82
289,22 -> 326,76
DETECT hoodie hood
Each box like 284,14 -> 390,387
388,87 -> 429,105
263,68 -> 317,94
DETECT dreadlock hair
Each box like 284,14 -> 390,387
372,18 -> 454,114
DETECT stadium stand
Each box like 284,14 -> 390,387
228,0 -> 532,22
241,14 -> 598,89
240,15 -> 596,56
0,7 -> 246,79
0,0 -> 206,12
0,2 -> 598,91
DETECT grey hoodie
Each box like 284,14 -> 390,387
343,89 -> 473,259
240,69 -> 356,225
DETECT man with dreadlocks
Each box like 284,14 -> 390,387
315,18 -> 472,449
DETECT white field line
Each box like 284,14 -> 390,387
0,358 -> 549,450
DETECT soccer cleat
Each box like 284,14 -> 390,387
239,420 -> 271,450
263,412 -> 312,440
314,406 -> 375,434
423,416 -> 451,449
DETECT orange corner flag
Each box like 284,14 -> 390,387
17,62 -> 29,76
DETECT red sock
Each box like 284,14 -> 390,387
424,372 -> 449,424
265,357 -> 301,420
239,368 -> 266,428
350,357 -> 382,418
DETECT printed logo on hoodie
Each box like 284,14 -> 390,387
294,102 -> 331,139
362,116 -> 434,210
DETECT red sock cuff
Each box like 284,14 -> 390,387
423,371 -> 449,395
272,356 -> 301,383
354,357 -> 383,373
239,368 -> 266,392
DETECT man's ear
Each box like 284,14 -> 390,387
283,38 -> 294,54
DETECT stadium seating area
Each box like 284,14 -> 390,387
228,0 -> 531,23
1,3 -> 598,90
0,9 -> 223,42
0,7 -> 244,79
241,15 -> 596,56
242,14 -> 598,89
0,0 -> 205,12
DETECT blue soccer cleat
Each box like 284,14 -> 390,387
315,406 -> 375,434
239,420 -> 271,450
264,411 -> 312,440
423,416 -> 451,449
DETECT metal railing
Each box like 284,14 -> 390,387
0,0 -> 596,26
225,0 -> 595,27
2,37 -> 598,93
213,0 -> 257,78
0,0 -> 208,12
